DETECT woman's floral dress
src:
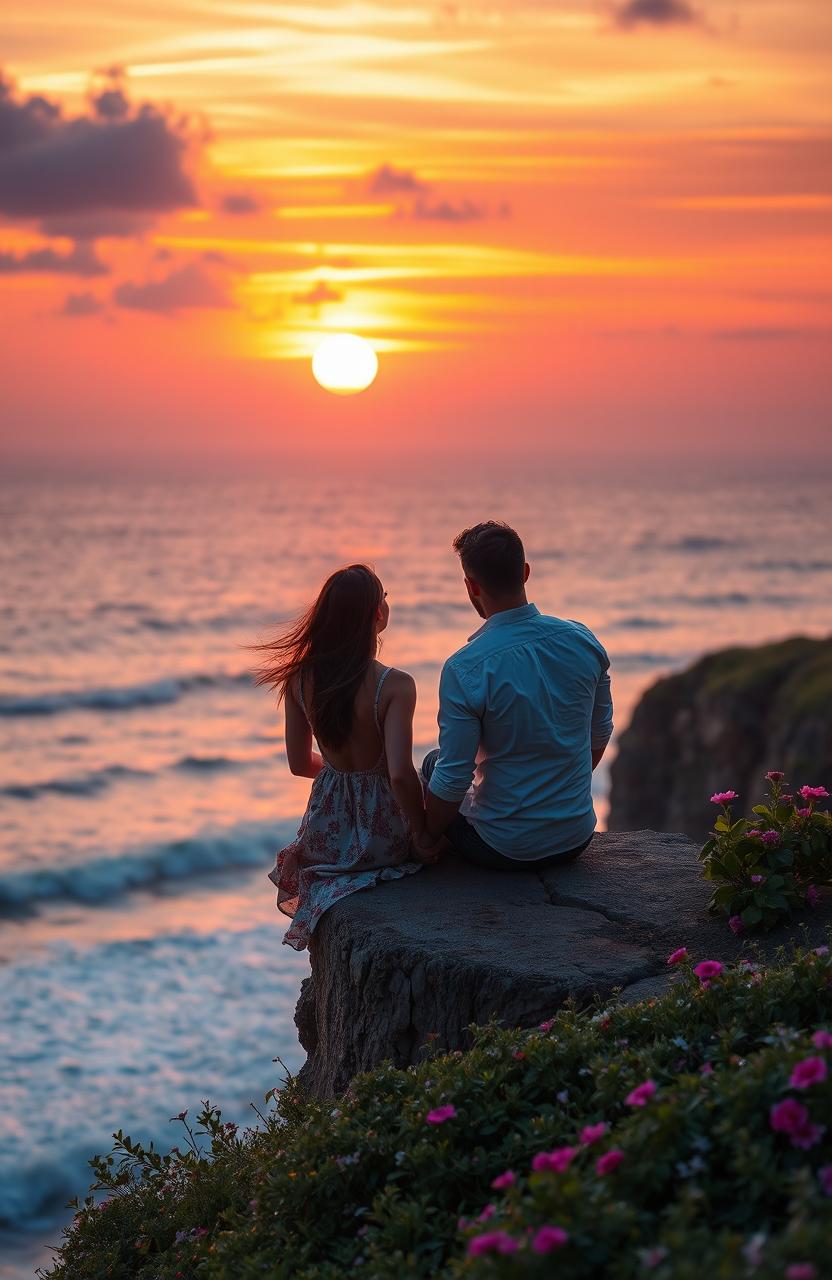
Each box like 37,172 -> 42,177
268,666 -> 423,950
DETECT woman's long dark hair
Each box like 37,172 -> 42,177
249,564 -> 383,751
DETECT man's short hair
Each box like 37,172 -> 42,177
452,521 -> 525,597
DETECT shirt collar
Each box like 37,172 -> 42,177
468,602 -> 540,642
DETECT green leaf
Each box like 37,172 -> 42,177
741,905 -> 763,925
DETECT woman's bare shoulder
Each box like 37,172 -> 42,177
380,666 -> 417,701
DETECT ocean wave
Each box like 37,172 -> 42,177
0,670 -> 255,718
0,763 -> 149,801
667,535 -> 737,553
746,558 -> 832,573
668,591 -> 799,608
0,819 -> 296,913
611,652 -> 678,672
137,610 -> 270,634
609,616 -> 672,631
0,753 -> 257,800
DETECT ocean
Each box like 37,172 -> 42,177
1,461 -> 830,1276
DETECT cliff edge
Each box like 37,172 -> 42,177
608,636 -> 832,838
294,829 -> 831,1098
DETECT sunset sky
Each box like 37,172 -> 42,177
2,0 -> 830,463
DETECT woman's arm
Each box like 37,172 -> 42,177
284,681 -> 324,779
383,671 -> 428,839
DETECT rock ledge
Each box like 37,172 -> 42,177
294,830 -> 830,1098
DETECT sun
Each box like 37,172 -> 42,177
312,333 -> 378,395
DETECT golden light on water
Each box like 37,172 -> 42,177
311,332 -> 378,395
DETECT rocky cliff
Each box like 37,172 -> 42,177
293,829 -> 831,1099
608,636 -> 832,839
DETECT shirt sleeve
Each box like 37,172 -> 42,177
591,666 -> 614,750
428,660 -> 481,803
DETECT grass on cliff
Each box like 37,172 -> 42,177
42,943 -> 832,1280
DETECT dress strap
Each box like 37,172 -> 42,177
373,666 -> 392,735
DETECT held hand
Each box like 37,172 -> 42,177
412,829 -> 446,865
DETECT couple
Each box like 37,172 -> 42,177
254,521 -> 613,951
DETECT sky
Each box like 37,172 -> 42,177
1,0 -> 830,464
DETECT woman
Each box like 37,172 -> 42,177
251,564 -> 435,951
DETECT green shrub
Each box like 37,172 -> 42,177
699,775 -> 832,930
42,945 -> 832,1280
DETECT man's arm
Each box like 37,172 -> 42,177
590,667 -> 614,772
422,662 -> 481,843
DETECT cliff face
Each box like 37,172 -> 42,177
293,830 -> 831,1099
608,637 -> 832,840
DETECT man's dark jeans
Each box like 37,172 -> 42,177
420,749 -> 593,871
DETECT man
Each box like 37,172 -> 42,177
417,521 -> 613,869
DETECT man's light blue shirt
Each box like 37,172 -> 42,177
428,603 -> 613,860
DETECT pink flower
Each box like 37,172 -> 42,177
811,1030 -> 832,1049
625,1080 -> 657,1107
710,791 -> 738,805
477,1204 -> 496,1223
786,1265 -> 817,1280
467,1231 -> 518,1257
512,1051 -> 526,1060
490,1170 -> 516,1190
796,808 -> 812,818
531,1225 -> 569,1255
426,1104 -> 456,1125
791,1122 -> 825,1151
539,1018 -> 555,1032
667,947 -> 688,966
781,793 -> 793,804
751,874 -> 764,883
799,785 -> 829,801
765,771 -> 785,783
770,1099 -> 825,1150
747,830 -> 762,839
789,1057 -> 827,1089
806,884 -> 819,908
693,960 -> 724,986
815,946 -> 830,956
770,1097 -> 809,1135
580,1122 -> 608,1145
819,1165 -> 832,1196
596,1148 -> 625,1176
759,830 -> 780,846
532,1146 -> 576,1173
700,1062 -> 714,1076
729,915 -> 744,935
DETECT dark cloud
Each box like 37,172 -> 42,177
613,0 -> 701,28
90,87 -> 130,122
38,211 -> 153,240
291,281 -> 342,305
60,290 -> 105,316
0,68 -> 198,221
413,197 -> 485,223
220,192 -> 259,215
0,240 -> 108,276
113,262 -> 231,314
368,163 -> 428,195
0,76 -> 59,151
